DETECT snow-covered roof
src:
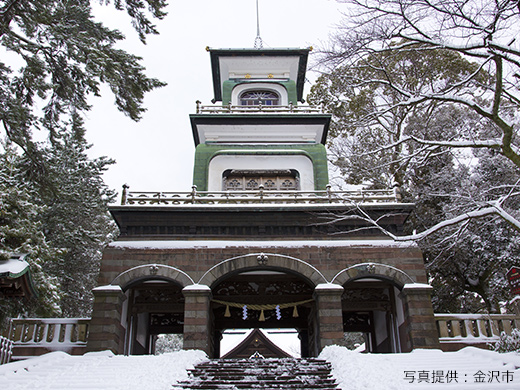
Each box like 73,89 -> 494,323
0,254 -> 36,298
109,239 -> 417,250
0,254 -> 30,279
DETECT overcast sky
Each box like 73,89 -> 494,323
86,1 -> 345,200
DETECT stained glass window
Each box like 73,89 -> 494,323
240,90 -> 280,106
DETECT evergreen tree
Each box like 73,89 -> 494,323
21,121 -> 118,317
0,143 -> 61,329
0,0 -> 167,171
0,0 -> 167,326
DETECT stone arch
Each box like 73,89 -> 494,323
197,253 -> 328,288
331,263 -> 414,289
110,264 -> 194,290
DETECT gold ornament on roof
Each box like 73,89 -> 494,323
268,73 -> 273,78
245,73 -> 251,79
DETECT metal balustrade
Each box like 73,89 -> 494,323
195,101 -> 323,114
435,313 -> 519,342
121,185 -> 402,206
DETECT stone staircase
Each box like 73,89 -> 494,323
175,358 -> 340,389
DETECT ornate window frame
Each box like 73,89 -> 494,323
222,169 -> 300,191
230,83 -> 288,106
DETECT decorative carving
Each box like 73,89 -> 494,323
342,287 -> 391,311
134,287 -> 184,304
342,288 -> 389,302
247,179 -> 259,189
149,265 -> 159,275
150,313 -> 184,327
213,278 -> 313,298
222,170 -> 300,191
343,312 -> 371,328
257,253 -> 268,265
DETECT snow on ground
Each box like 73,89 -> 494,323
0,350 -> 207,390
320,346 -> 520,390
0,346 -> 519,389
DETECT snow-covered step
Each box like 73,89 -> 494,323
176,358 -> 339,389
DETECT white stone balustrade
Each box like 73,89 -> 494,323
435,313 -> 519,342
8,318 -> 89,359
0,335 -> 13,365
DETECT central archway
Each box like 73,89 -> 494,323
210,268 -> 317,357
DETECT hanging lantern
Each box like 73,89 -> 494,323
224,305 -> 231,317
292,305 -> 299,318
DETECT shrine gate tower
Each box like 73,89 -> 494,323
87,46 -> 439,357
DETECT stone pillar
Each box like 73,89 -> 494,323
182,284 -> 212,356
400,283 -> 439,351
86,285 -> 126,354
314,283 -> 345,353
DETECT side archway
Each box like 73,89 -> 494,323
333,263 -> 415,353
332,263 -> 414,289
111,264 -> 194,291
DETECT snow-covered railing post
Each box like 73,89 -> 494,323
0,335 -> 13,365
393,184 -> 402,202
258,185 -> 265,203
121,184 -> 129,205
190,185 -> 197,204
326,184 -> 332,203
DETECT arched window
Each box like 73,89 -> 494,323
239,90 -> 280,106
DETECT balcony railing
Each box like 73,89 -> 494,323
435,313 -> 519,342
195,101 -> 324,114
120,185 -> 402,206
8,318 -> 89,359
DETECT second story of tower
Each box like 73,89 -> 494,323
190,47 -> 332,192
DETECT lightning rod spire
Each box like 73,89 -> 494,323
254,0 -> 263,49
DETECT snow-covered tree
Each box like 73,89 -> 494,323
493,329 -> 520,353
0,1 -> 168,325
0,122 -> 118,328
0,143 -> 61,329
310,2 -> 520,312
316,0 -> 520,236
0,0 -> 166,166
154,334 -> 183,355
21,124 -> 118,317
